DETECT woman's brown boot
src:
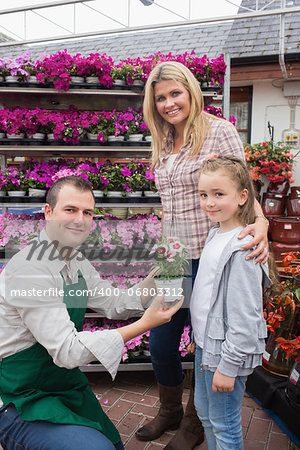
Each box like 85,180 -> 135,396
164,387 -> 204,449
135,382 -> 184,441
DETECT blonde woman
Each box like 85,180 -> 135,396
135,61 -> 269,449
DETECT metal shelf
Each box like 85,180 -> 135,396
0,144 -> 152,159
0,197 -> 161,208
80,361 -> 193,372
0,86 -> 144,96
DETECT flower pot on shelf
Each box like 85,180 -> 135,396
85,76 -> 99,84
113,79 -> 126,86
127,191 -> 143,198
287,198 -> 300,216
27,76 -> 39,84
144,136 -> 152,143
70,76 -> 84,84
267,180 -> 290,195
7,191 -> 26,197
290,186 -> 300,196
155,277 -> 183,303
28,188 -> 46,197
32,133 -> 46,140
127,134 -> 143,142
0,190 -> 6,197
105,191 -> 125,198
6,133 -> 25,139
0,132 -> 5,139
143,349 -> 151,357
107,135 -> 124,143
143,191 -> 160,198
270,217 -> 300,244
132,79 -> 144,86
86,133 -> 99,140
262,333 -> 295,379
5,76 -> 19,83
262,193 -> 286,216
93,190 -> 104,198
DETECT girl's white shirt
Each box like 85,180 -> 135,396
190,226 -> 243,348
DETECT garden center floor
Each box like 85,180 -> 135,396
86,370 -> 299,450
0,369 -> 298,450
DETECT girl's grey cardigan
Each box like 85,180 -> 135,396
199,226 -> 271,378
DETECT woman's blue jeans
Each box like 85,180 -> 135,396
194,346 -> 247,450
0,404 -> 124,450
149,259 -> 199,387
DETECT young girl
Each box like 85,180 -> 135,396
136,61 -> 269,450
190,155 -> 271,450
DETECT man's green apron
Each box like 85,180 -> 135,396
0,271 -> 120,445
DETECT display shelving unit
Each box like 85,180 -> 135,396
0,83 -> 220,371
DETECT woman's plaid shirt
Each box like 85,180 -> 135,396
155,117 -> 245,259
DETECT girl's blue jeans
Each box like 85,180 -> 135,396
149,259 -> 199,387
194,346 -> 247,450
0,404 -> 124,450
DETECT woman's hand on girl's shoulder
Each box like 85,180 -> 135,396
238,221 -> 269,265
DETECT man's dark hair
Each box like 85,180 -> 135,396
46,176 -> 94,209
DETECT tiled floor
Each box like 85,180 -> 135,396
0,370 -> 298,450
87,370 -> 300,450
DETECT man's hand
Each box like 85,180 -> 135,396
212,369 -> 235,393
141,294 -> 184,329
139,267 -> 161,307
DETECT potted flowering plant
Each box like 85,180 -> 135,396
101,163 -> 126,196
86,173 -> 109,197
80,111 -> 107,142
245,141 -> 294,184
122,111 -> 148,141
143,169 -> 158,196
121,161 -> 145,196
0,58 -> 10,79
0,168 -> 27,196
263,252 -> 300,378
111,65 -> 127,86
150,235 -> 189,302
80,52 -> 113,87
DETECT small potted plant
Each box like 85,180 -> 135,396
111,65 -> 127,87
87,172 -> 109,198
263,252 -> 300,378
102,163 -> 126,197
143,169 -> 159,197
0,168 -> 27,197
150,235 -> 189,303
121,161 -> 145,197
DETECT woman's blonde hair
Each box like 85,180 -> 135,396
143,61 -> 211,169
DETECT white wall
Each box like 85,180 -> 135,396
251,80 -> 300,185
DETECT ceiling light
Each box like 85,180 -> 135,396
139,0 -> 155,5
